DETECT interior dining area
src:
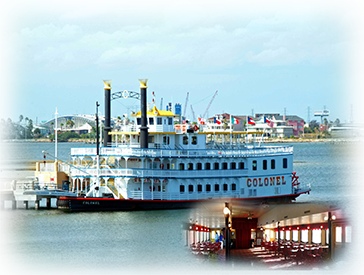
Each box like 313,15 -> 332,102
183,201 -> 352,269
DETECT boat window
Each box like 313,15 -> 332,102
312,229 -> 321,244
301,229 -> 308,243
168,117 -> 173,125
346,226 -> 352,243
231,162 -> 236,169
231,183 -> 236,191
137,118 -> 141,125
206,184 -> 211,192
197,163 -> 202,170
191,136 -> 197,145
336,227 -> 342,243
239,162 -> 245,169
252,160 -> 257,171
263,160 -> 267,170
179,163 -> 185,170
214,184 -> 219,192
189,184 -> 193,193
222,162 -> 228,170
283,158 -> 288,169
163,136 -> 170,145
180,185 -> 185,193
148,136 -> 154,143
157,118 -> 162,125
197,184 -> 202,192
292,230 -> 299,242
205,163 -> 211,170
149,117 -> 154,125
285,230 -> 290,241
223,183 -> 228,191
271,159 -> 275,169
183,135 -> 188,145
187,163 -> 193,170
214,163 -> 219,170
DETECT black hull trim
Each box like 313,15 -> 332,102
57,193 -> 305,212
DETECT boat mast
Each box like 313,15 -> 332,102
95,101 -> 100,197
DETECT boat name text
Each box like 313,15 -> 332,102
247,176 -> 287,188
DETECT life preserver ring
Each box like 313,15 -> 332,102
160,163 -> 164,169
193,124 -> 199,131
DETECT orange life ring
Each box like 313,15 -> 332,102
160,163 -> 164,169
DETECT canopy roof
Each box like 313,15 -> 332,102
131,106 -> 178,117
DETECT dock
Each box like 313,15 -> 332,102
0,179 -> 77,210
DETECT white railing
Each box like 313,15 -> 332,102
70,167 -> 248,178
128,191 -> 240,200
71,145 -> 293,159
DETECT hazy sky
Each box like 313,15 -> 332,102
1,0 -> 363,124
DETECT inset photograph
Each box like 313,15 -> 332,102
184,201 -> 351,270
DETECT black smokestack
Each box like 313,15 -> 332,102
103,80 -> 112,147
139,79 -> 149,148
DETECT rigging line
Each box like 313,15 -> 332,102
191,93 -> 214,105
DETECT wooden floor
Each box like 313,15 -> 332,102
215,247 -> 331,270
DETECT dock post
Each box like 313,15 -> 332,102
35,200 -> 39,210
12,200 -> 16,210
46,198 -> 51,209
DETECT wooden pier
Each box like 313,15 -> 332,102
0,180 -> 77,210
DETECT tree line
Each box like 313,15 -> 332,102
0,115 -> 34,140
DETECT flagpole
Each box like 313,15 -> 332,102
229,116 -> 232,147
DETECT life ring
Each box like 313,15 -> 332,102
160,163 -> 164,169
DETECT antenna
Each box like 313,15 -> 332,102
160,98 -> 163,110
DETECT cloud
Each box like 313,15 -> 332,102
61,4 -> 109,20
11,6 -> 348,72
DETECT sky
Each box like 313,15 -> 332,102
1,0 -> 364,125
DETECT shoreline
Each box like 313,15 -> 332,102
0,137 -> 357,144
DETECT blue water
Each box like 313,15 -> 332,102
0,141 -> 361,274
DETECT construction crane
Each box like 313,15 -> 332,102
190,104 -> 196,123
202,90 -> 218,119
183,92 -> 189,119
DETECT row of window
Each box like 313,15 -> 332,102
252,158 -> 288,171
276,226 -> 351,244
137,117 -> 173,126
180,183 -> 237,193
178,162 -> 245,170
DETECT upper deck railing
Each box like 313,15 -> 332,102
71,145 -> 293,158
